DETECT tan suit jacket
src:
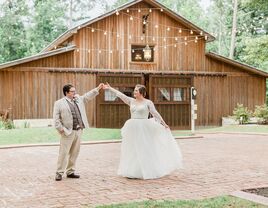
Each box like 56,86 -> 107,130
53,88 -> 99,136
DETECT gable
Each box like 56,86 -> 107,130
42,0 -> 214,53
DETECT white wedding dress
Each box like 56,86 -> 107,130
111,89 -> 183,179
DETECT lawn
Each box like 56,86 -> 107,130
93,196 -> 266,208
0,125 -> 268,146
196,125 -> 268,133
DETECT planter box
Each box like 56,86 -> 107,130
222,117 -> 259,126
13,119 -> 53,128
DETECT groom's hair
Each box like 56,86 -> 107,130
135,84 -> 146,97
63,84 -> 74,96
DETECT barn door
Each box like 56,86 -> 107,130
96,73 -> 144,128
148,75 -> 192,129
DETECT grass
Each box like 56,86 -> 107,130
0,127 -> 121,146
0,125 -> 268,146
93,196 -> 267,208
196,125 -> 268,133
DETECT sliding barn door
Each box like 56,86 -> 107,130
96,73 -> 144,128
148,75 -> 192,129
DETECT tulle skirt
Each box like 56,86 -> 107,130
117,118 -> 183,179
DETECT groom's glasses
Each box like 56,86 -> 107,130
69,90 -> 76,93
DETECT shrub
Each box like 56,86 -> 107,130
0,118 -> 15,130
233,103 -> 252,124
254,104 -> 268,124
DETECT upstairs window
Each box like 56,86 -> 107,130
131,45 -> 154,62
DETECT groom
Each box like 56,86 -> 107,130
53,83 -> 104,181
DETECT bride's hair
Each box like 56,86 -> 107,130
135,84 -> 146,97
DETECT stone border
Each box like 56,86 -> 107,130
231,190 -> 268,206
196,132 -> 268,136
0,135 -> 203,150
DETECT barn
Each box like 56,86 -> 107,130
0,0 -> 267,129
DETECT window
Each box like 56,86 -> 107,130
156,87 -> 188,102
131,45 -> 154,62
104,87 -> 134,102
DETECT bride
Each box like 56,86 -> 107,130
104,83 -> 183,179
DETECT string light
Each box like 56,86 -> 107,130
74,37 -> 202,54
86,26 -> 204,41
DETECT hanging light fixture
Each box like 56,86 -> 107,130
144,44 -> 152,61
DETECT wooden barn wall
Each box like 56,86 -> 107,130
0,70 -> 97,126
193,57 -> 266,126
73,2 -> 206,71
16,51 -> 74,68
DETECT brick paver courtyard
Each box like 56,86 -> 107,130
1,133 -> 268,208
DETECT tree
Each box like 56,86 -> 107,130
229,0 -> 238,59
26,0 -> 68,55
0,0 -> 29,63
158,0 -> 207,29
64,0 -> 110,28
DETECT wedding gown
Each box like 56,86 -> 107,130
110,88 -> 183,179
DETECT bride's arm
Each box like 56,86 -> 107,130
105,85 -> 133,106
147,100 -> 169,128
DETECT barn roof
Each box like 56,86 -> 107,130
206,52 -> 268,77
0,45 -> 76,70
41,0 -> 215,53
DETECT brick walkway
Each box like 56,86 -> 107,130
1,133 -> 268,208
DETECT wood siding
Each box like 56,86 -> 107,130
0,70 -> 97,126
73,2 -> 206,71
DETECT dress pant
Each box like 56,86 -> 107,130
56,129 -> 82,175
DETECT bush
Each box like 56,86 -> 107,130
0,118 -> 15,130
254,104 -> 268,124
233,103 -> 252,124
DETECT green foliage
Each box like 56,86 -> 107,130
23,121 -> 30,128
0,118 -> 15,130
26,0 -> 68,55
95,196 -> 267,208
0,0 -> 29,63
158,0 -> 207,29
238,35 -> 268,70
254,104 -> 268,124
232,103 -> 252,124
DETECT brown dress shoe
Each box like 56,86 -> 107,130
55,173 -> 62,181
67,173 -> 80,178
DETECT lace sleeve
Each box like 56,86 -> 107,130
147,100 -> 166,125
109,87 -> 133,106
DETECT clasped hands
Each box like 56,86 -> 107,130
97,82 -> 110,91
